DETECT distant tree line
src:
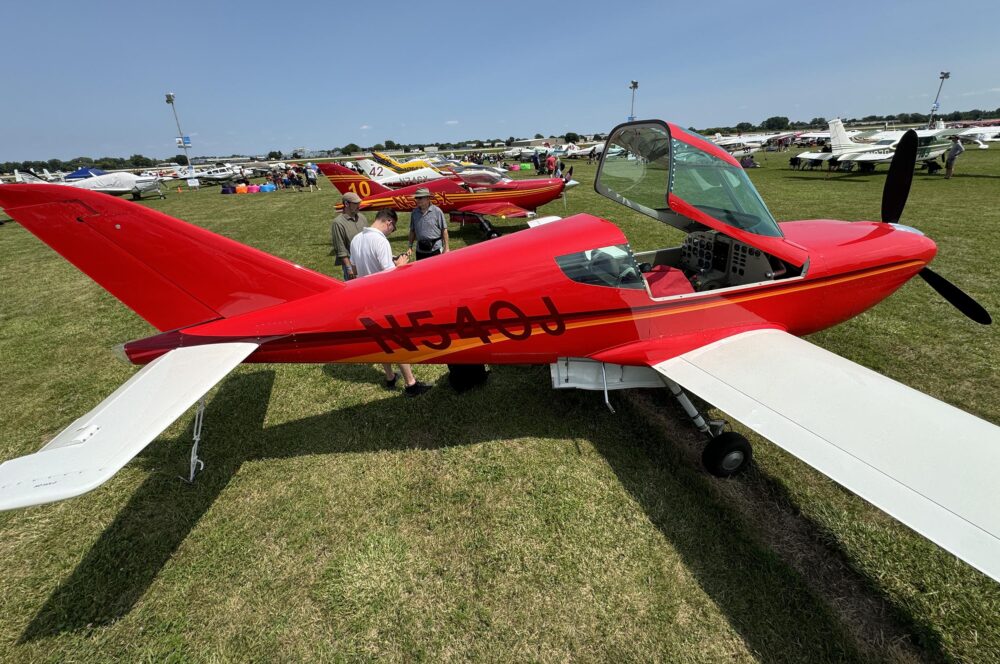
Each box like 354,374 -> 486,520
1,153 -> 190,175
697,107 -> 1000,135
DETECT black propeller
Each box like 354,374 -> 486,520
919,267 -> 993,324
881,130 -> 917,224
563,166 -> 574,183
880,129 -> 991,324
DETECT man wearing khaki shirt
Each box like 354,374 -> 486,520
331,191 -> 367,280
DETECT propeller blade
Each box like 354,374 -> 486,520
881,129 -> 917,223
919,267 -> 992,325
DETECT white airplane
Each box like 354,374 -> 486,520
15,169 -> 165,199
170,163 -> 246,184
798,119 -> 957,166
353,159 -> 446,187
711,132 -> 797,158
563,142 -> 605,159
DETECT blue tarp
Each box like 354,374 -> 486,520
65,167 -> 109,180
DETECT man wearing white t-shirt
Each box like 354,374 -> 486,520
350,209 -> 432,397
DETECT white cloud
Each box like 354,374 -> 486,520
360,124 -> 371,130
445,119 -> 459,125
960,87 -> 1000,97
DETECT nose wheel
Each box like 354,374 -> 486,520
702,432 -> 752,477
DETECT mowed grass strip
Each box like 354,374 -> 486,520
0,149 -> 997,662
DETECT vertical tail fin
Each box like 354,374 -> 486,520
317,163 -> 391,198
828,118 -> 860,154
0,184 -> 340,332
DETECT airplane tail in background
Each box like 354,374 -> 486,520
317,163 -> 392,197
0,185 -> 341,332
14,170 -> 47,184
828,118 -> 861,154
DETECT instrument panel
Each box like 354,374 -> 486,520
680,231 -> 775,290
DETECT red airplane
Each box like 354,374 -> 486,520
0,119 -> 997,584
318,161 -> 576,223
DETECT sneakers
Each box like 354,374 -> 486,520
404,381 -> 433,397
384,372 -> 401,390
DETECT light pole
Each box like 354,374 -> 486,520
165,92 -> 192,177
928,71 -> 950,128
628,81 -> 639,121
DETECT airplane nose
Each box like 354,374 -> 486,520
564,180 -> 580,189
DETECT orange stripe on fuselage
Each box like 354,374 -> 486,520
341,260 -> 925,363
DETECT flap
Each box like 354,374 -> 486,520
653,329 -> 1000,582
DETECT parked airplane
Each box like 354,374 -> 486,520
14,168 -> 166,199
318,162 -> 576,222
798,119 -> 956,165
0,120 -> 996,587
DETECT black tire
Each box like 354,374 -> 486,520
447,364 -> 490,392
702,432 -> 752,478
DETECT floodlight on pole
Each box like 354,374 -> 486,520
927,71 -> 950,128
628,80 -> 639,121
165,92 -> 193,177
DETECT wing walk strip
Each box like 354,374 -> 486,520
655,329 -> 1000,583
0,342 -> 258,510
342,260 -> 925,363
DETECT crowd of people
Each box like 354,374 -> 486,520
246,164 -> 321,192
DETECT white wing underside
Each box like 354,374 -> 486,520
654,329 -> 1000,582
0,342 -> 258,511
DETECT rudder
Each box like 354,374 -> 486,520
317,163 -> 391,198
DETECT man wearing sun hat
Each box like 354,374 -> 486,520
408,187 -> 449,260
331,190 -> 367,280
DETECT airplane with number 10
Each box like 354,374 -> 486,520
0,118 -> 996,586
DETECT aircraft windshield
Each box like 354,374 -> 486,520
596,121 -> 782,237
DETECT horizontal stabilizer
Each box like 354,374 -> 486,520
0,342 -> 258,511
654,329 -> 1000,582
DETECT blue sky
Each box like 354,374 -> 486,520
3,0 -> 998,161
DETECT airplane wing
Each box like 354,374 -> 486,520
652,329 -> 1000,582
0,341 -> 258,511
847,152 -> 895,163
456,201 -> 533,218
796,152 -> 835,161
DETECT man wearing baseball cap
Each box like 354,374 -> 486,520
408,187 -> 449,260
331,190 -> 367,280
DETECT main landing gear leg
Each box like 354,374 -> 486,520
663,378 -> 752,477
181,397 -> 207,483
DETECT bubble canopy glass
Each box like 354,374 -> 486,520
595,120 -> 783,238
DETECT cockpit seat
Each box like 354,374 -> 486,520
645,265 -> 695,298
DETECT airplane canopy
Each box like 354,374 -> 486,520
595,120 -> 808,266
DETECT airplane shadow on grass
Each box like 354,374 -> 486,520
19,366 -> 947,661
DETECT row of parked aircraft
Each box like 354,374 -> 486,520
710,119 -> 999,169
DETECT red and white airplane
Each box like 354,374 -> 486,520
0,119 -> 997,583
318,162 -> 575,221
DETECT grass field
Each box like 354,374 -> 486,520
1,148 -> 998,663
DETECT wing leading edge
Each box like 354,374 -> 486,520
653,329 -> 1000,582
0,342 -> 258,511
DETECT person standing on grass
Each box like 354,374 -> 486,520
945,135 -> 965,179
408,188 -> 449,260
331,191 -> 367,280
349,209 -> 432,397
